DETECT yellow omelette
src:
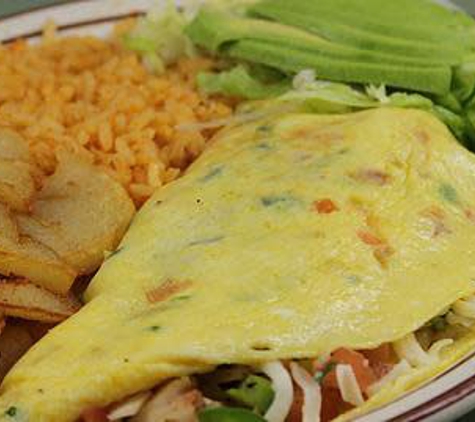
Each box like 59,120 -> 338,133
2,108 -> 475,421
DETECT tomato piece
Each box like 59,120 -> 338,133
314,199 -> 338,214
361,344 -> 397,379
322,348 -> 376,394
80,407 -> 108,422
286,381 -> 303,422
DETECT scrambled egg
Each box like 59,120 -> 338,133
2,108 -> 475,421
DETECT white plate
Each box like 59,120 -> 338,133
0,1 -> 473,420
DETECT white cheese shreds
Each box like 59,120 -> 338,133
428,339 -> 454,359
393,333 -> 436,367
107,391 -> 151,420
452,297 -> 475,319
335,364 -> 364,407
367,359 -> 412,396
290,362 -> 322,422
260,361 -> 294,422
447,310 -> 474,328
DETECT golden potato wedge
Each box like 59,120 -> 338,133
0,160 -> 36,212
0,203 -> 77,294
0,321 -> 35,382
0,129 -> 35,212
18,152 -> 135,275
0,278 -> 80,323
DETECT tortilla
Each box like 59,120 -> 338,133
1,108 -> 475,421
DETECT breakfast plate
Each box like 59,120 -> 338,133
1,1 -> 475,421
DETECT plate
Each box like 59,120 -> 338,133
0,1 -> 474,421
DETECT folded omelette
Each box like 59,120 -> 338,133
2,108 -> 475,422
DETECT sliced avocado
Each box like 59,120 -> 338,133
186,8 -> 460,68
249,0 -> 475,51
249,5 -> 464,65
228,39 -> 451,95
316,0 -> 475,29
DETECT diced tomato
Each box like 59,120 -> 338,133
357,230 -> 384,246
322,348 -> 376,394
361,344 -> 397,379
80,407 -> 108,422
321,387 -> 352,422
314,199 -> 339,214
286,381 -> 304,422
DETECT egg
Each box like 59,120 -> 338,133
2,108 -> 475,421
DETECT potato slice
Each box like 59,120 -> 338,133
0,278 -> 80,323
0,129 -> 35,212
0,321 -> 35,382
0,203 -> 77,294
0,160 -> 36,212
18,152 -> 135,275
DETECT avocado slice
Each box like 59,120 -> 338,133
228,39 -> 451,95
249,0 -> 475,51
249,4 -> 465,65
186,8 -> 459,68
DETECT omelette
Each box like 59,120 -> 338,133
2,108 -> 475,421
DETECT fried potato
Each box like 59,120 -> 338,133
18,152 -> 135,275
0,203 -> 77,294
0,129 -> 35,212
0,321 -> 35,382
0,278 -> 80,323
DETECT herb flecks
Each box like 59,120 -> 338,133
256,124 -> 273,135
439,183 -> 459,204
5,407 -> 17,417
201,166 -> 224,182
148,325 -> 162,332
188,236 -> 224,247
314,362 -> 336,384
255,142 -> 273,151
261,194 -> 299,209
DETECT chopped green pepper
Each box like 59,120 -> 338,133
227,375 -> 275,414
198,407 -> 267,422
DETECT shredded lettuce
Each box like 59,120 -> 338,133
198,66 -> 290,100
122,0 -> 195,74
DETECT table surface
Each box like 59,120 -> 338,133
0,0 -> 475,421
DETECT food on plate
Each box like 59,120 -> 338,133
0,32 -> 233,206
176,0 -> 475,147
0,201 -> 78,295
0,278 -> 80,323
17,152 -> 135,277
0,130 -> 36,213
0,151 -> 134,294
2,108 -> 475,421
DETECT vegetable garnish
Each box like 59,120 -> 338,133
145,279 -> 193,304
227,375 -> 275,414
313,199 -> 339,214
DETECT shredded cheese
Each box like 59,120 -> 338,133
290,362 -> 322,422
393,333 -> 436,367
107,391 -> 151,420
335,364 -> 364,407
260,361 -> 294,422
447,310 -> 474,328
452,297 -> 475,319
428,338 -> 454,359
367,359 -> 412,396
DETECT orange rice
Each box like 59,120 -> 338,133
0,31 -> 233,206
